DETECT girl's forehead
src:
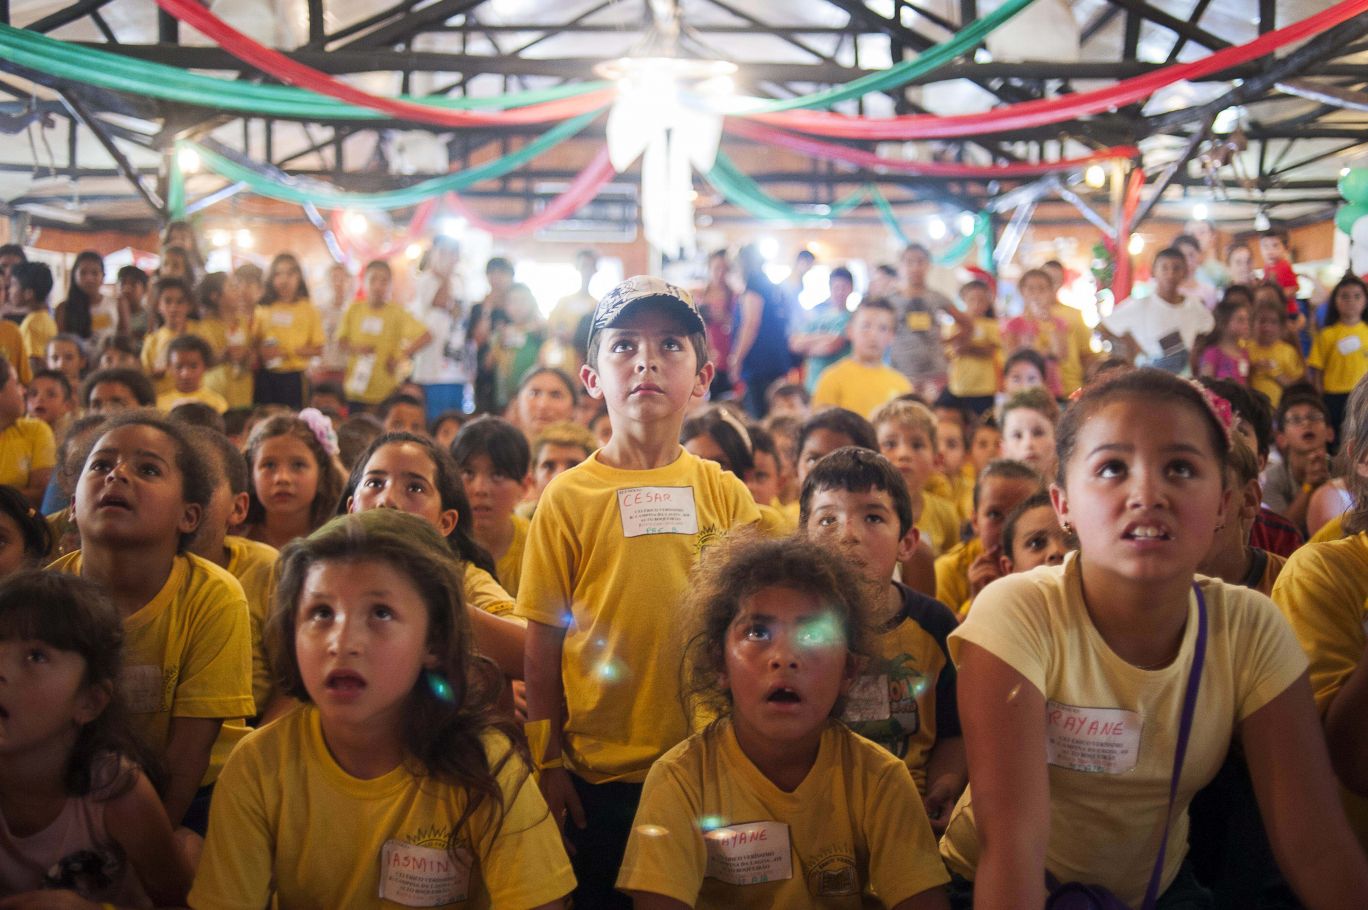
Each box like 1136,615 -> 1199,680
92,424 -> 179,458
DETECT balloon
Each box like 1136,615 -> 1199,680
1335,203 -> 1368,235
1339,168 -> 1368,205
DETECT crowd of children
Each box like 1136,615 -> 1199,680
0,223 -> 1367,910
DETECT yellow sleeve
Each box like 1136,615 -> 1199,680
616,759 -> 708,905
515,489 -> 579,627
1271,540 -> 1368,715
862,756 -> 952,903
811,364 -> 841,410
335,302 -> 361,346
188,736 -> 275,909
934,548 -> 970,612
20,313 -> 55,361
1307,329 -> 1329,371
249,306 -> 269,343
401,308 -> 427,345
26,419 -> 56,473
173,571 -> 256,720
463,563 -> 520,619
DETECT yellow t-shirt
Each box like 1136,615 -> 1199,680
940,554 -> 1308,908
49,551 -> 255,786
515,450 -> 761,783
1310,513 -> 1346,544
493,513 -> 529,599
1270,533 -> 1368,849
842,584 -> 960,792
946,316 -> 1000,398
917,492 -> 961,556
252,298 -> 325,374
934,536 -> 983,619
141,322 -> 204,396
0,417 -> 55,490
1052,303 -> 1092,396
205,316 -> 255,410
157,386 -> 229,415
194,317 -> 230,359
19,310 -> 56,365
0,320 -> 30,384
950,463 -> 975,525
1247,339 -> 1304,407
464,563 -> 517,619
1308,322 -> 1368,394
617,720 -> 949,908
811,358 -> 913,420
224,535 -> 280,713
756,502 -> 796,538
189,706 -> 576,910
337,301 -> 428,404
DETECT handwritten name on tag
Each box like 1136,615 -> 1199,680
617,487 -> 698,538
121,665 -> 166,714
704,821 -> 792,886
1046,701 -> 1142,774
378,840 -> 470,907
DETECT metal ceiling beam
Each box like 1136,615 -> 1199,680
1131,120 -> 1211,228
23,0 -> 111,34
334,0 -> 487,51
56,88 -> 164,216
1100,0 -> 1229,53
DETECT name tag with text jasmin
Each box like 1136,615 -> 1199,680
378,840 -> 470,907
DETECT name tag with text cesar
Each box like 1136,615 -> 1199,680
704,821 -> 792,886
617,486 -> 698,537
378,840 -> 470,907
1046,701 -> 1142,774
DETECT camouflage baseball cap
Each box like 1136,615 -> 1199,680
586,275 -> 706,352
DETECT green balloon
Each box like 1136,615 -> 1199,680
1336,203 -> 1368,234
1339,168 -> 1368,205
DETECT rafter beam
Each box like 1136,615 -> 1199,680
1132,120 -> 1211,228
334,0 -> 486,51
24,0 -> 112,34
1100,0 -> 1229,53
56,88 -> 164,216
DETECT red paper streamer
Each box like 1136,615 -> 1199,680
745,0 -> 1368,139
329,199 -> 439,263
154,0 -> 612,127
1112,166 -> 1147,302
724,118 -> 1138,176
442,148 -> 616,237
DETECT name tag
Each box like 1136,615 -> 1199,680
378,840 -> 470,907
617,486 -> 698,537
704,821 -> 792,886
270,310 -> 294,327
361,316 -> 385,335
1338,334 -> 1362,356
347,354 -> 376,397
843,673 -> 891,723
122,664 -> 166,714
1046,701 -> 1142,774
905,311 -> 933,332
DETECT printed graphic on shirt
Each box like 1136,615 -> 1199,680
842,652 -> 927,759
805,847 -> 860,897
1151,330 -> 1190,374
703,821 -> 793,886
121,664 -> 175,714
617,486 -> 699,537
1045,701 -> 1142,774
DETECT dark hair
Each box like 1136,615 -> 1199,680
972,458 -> 1043,510
98,334 -> 139,361
830,266 -> 854,285
28,368 -> 73,402
80,368 -> 156,409
1001,491 -> 1057,562
115,265 -> 147,287
1276,383 -> 1331,433
903,242 -> 930,259
516,366 -> 577,404
450,416 -> 531,481
167,333 -> 215,369
197,272 -> 229,320
259,253 -> 310,306
61,251 -> 104,337
378,393 -> 425,421
1193,296 -> 1250,367
747,423 -> 780,468
765,381 -> 809,408
0,571 -> 161,797
363,259 -> 392,278
169,402 -> 226,435
1260,229 -> 1289,245
1220,284 -> 1254,310
243,414 -> 347,532
682,407 -> 755,478
1200,379 -> 1272,459
681,535 -> 869,720
0,485 -> 53,565
1172,233 -> 1200,252
232,262 -> 263,286
1226,241 -> 1251,261
1338,373 -> 1368,534
1000,387 -> 1060,427
342,432 -> 498,577
430,409 -> 467,438
76,410 -> 216,551
1324,274 -> 1368,328
855,298 -> 896,317
799,446 -> 913,536
797,408 -> 878,458
157,246 -> 195,285
270,511 -> 522,853
336,413 -> 383,472
191,426 -> 249,496
1055,368 -> 1228,487
485,256 -> 514,276
1153,247 -> 1187,270
795,249 -> 815,264
311,381 -> 346,403
11,261 -> 53,304
875,263 -> 898,279
1003,348 -> 1048,382
54,414 -> 107,498
0,244 -> 25,263
150,277 -> 194,324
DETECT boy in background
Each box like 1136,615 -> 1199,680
24,368 -> 74,439
1263,387 -> 1334,536
338,260 -> 431,412
999,490 -> 1075,576
518,420 -> 596,519
935,458 -> 1042,616
0,353 -> 54,506
812,298 -> 912,418
1100,247 -> 1213,374
9,261 -> 56,380
871,398 -> 960,555
157,334 -> 228,414
1248,296 -> 1306,408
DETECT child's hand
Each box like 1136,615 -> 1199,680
923,779 -> 958,836
538,766 -> 586,854
1302,451 -> 1331,489
968,545 -> 1003,598
0,890 -> 102,909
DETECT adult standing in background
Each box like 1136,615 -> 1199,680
731,244 -> 792,417
1186,218 -> 1231,288
790,265 -> 854,392
781,248 -> 815,327
469,256 -> 514,414
410,236 -> 472,419
890,243 -> 951,399
697,248 -> 738,400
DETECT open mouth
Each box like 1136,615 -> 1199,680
97,493 -> 132,510
325,670 -> 366,691
1123,525 -> 1172,541
767,687 -> 801,704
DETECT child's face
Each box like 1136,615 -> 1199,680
310,392 -> 345,415
0,374 -> 23,423
1260,236 -> 1287,263
875,421 -> 937,492
158,288 -> 191,329
1055,398 -> 1227,586
961,286 -> 991,317
506,288 -> 536,323
98,349 -> 137,371
382,403 -> 427,437
459,452 -> 527,538
1178,243 -> 1202,275
0,635 -> 106,754
253,435 -> 321,520
797,428 -> 856,486
46,340 -> 83,380
117,277 -> 146,305
723,585 -> 853,748
1002,408 -> 1058,480
76,424 -> 200,548
969,426 -> 1001,473
746,449 -> 782,506
582,309 -> 710,428
0,511 -> 32,578
1002,505 -> 1071,574
74,259 -> 104,297
769,392 -> 808,419
1020,275 -> 1053,313
86,381 -> 138,414
271,261 -> 303,301
1253,309 -> 1283,346
1153,256 -> 1187,295
25,377 -> 71,425
5,276 -> 26,309
901,247 -> 930,286
937,421 -> 966,474
1003,361 -> 1045,394
433,418 -> 462,451
848,308 -> 895,361
804,487 -> 914,585
294,558 -> 435,736
533,443 -> 588,496
1335,283 -> 1367,324
349,442 -> 457,537
1278,404 -> 1332,454
170,350 -> 206,394
1228,246 -> 1252,276
364,267 -> 392,304
1227,306 -> 1251,341
972,475 -> 1040,552
517,374 -> 574,438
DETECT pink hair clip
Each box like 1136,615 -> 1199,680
1187,380 -> 1235,449
297,407 -> 340,458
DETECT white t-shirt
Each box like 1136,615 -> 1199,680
408,271 -> 472,385
1102,293 -> 1214,373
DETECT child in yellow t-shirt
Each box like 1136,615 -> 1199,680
190,510 -> 575,909
935,413 -> 976,522
203,271 -> 256,409
45,334 -> 87,389
871,398 -> 960,555
811,299 -> 913,418
156,334 -> 229,414
617,535 -> 949,908
934,459 -> 1041,618
941,277 -> 1001,414
682,406 -> 796,537
1247,295 -> 1305,408
0,352 -> 56,506
517,276 -> 760,909
251,253 -> 324,410
49,412 -> 254,835
337,259 -> 431,408
451,416 -> 532,597
998,491 -> 1074,576
1308,275 -> 1368,434
999,387 -> 1060,482
11,261 -> 57,380
800,448 -> 965,827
